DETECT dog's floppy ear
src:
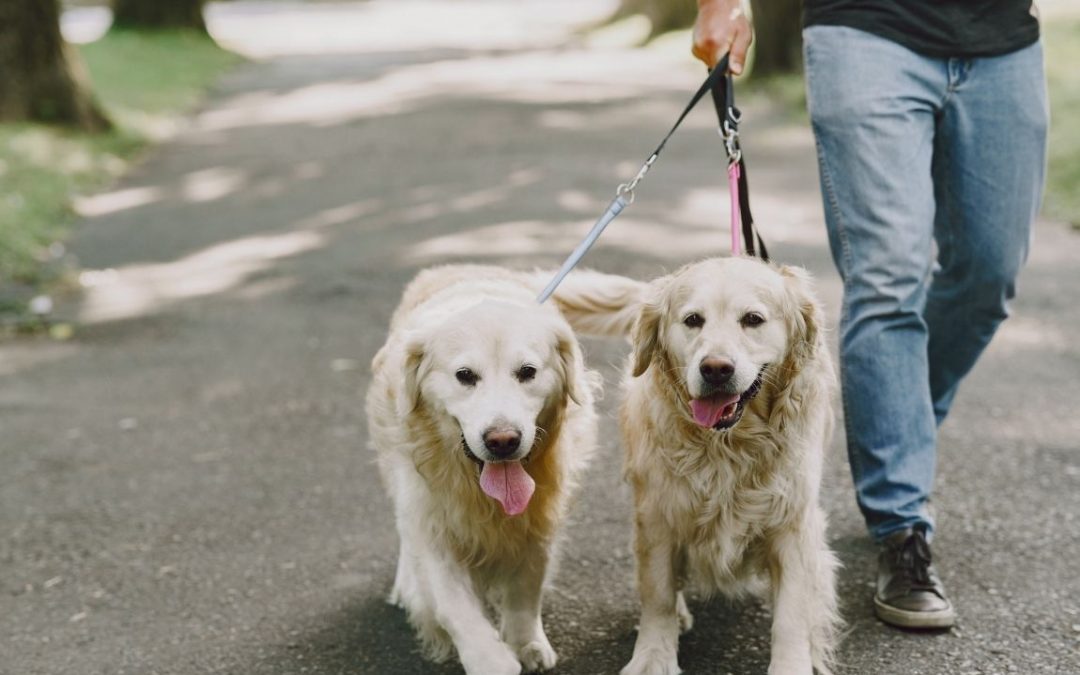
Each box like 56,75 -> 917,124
400,332 -> 429,415
554,321 -> 586,406
631,283 -> 666,378
779,264 -> 823,375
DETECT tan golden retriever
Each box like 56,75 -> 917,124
581,257 -> 841,675
366,264 -> 639,674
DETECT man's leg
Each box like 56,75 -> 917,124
925,43 -> 1049,423
803,25 -> 945,541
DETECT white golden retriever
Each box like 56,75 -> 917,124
603,257 -> 841,675
366,264 -> 638,675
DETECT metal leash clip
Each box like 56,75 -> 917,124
616,153 -> 658,205
721,116 -> 741,165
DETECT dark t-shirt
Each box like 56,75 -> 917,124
802,0 -> 1040,58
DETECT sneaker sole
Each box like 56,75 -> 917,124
873,595 -> 956,629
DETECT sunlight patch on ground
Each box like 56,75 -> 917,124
987,316 -> 1069,355
72,166 -> 247,218
402,215 -> 814,264
295,200 -> 384,230
208,0 -> 617,59
63,1 -> 618,57
198,48 -> 700,131
404,170 -> 828,265
400,172 -> 541,222
556,189 -> 604,214
670,187 -> 826,246
78,230 -> 324,323
181,166 -> 247,203
75,185 -> 163,218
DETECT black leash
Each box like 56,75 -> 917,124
537,54 -> 768,304
709,58 -> 768,261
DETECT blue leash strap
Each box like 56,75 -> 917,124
537,56 -> 750,304
536,193 -> 631,303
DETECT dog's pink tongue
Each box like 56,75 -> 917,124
479,461 -> 535,516
690,394 -> 741,427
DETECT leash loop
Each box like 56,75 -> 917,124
616,152 -> 659,204
721,122 -> 741,166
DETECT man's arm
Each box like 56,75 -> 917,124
692,0 -> 753,74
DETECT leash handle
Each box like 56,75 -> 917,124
536,194 -> 630,303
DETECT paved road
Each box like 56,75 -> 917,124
4,2 -> 1080,673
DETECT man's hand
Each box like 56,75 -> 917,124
692,0 -> 753,74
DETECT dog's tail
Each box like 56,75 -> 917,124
529,269 -> 644,338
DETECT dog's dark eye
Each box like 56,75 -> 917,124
683,313 -> 705,329
741,312 -> 766,328
516,365 -> 537,382
455,368 -> 479,386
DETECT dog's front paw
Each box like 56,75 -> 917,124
767,655 -> 813,675
620,647 -> 681,675
517,637 -> 557,672
460,641 -> 521,675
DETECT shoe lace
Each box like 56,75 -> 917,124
897,529 -> 934,589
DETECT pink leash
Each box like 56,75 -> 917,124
728,161 -> 741,256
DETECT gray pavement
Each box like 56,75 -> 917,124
4,2 -> 1080,673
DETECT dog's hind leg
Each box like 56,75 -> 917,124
766,513 -> 840,675
500,546 -> 557,672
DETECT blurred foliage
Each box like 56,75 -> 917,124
1042,19 -> 1080,228
0,29 -> 239,329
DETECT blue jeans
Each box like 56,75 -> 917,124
803,26 -> 1048,542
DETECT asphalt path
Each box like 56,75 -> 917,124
3,2 -> 1079,673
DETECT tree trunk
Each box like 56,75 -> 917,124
748,0 -> 803,77
0,0 -> 110,131
112,0 -> 208,32
610,0 -> 697,41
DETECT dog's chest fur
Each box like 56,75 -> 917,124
680,446 -> 793,593
624,378 -> 801,595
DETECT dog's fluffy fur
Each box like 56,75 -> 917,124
574,257 -> 841,675
366,264 -> 639,674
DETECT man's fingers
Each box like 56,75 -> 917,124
729,23 -> 753,75
692,33 -> 730,69
691,0 -> 753,71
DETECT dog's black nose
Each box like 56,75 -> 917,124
483,427 -> 522,458
699,357 -> 735,387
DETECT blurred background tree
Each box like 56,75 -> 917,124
0,0 -> 110,131
608,0 -> 803,76
0,0 -> 236,330
747,0 -> 801,76
112,0 -> 208,33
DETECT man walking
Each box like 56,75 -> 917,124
692,0 -> 1048,628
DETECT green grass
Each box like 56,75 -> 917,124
82,30 -> 241,117
0,29 -> 240,318
1043,19 -> 1080,228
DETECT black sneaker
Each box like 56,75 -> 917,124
873,526 -> 956,629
